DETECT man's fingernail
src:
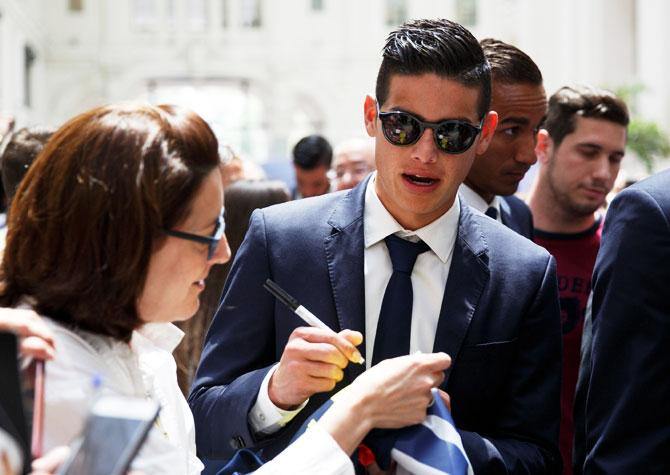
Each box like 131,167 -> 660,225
351,351 -> 365,364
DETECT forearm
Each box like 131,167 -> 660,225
316,391 -> 374,455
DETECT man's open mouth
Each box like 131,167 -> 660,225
403,173 -> 438,186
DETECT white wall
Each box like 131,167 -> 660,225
1,0 -> 669,170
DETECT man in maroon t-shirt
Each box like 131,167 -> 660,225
528,85 -> 629,475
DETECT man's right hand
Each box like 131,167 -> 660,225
268,327 -> 363,409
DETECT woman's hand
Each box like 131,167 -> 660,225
0,308 -> 55,360
317,352 -> 451,455
348,352 -> 451,429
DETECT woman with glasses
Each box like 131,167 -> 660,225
0,103 -> 449,474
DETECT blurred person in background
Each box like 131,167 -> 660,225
459,38 -> 546,239
0,127 -> 56,252
175,179 -> 290,395
218,145 -> 266,189
528,85 -> 629,475
0,102 -> 451,475
291,134 -> 333,199
330,138 -> 375,191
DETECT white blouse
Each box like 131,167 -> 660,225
41,318 -> 353,475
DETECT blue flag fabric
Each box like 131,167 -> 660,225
292,388 -> 473,475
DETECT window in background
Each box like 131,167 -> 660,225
166,0 -> 176,29
456,0 -> 478,27
187,0 -> 208,30
385,0 -> 406,27
23,45 -> 36,108
146,79 -> 269,162
132,0 -> 158,30
68,0 -> 83,12
241,0 -> 262,28
222,0 -> 230,28
311,0 -> 324,11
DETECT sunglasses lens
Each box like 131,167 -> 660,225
435,122 -> 478,153
380,112 -> 422,146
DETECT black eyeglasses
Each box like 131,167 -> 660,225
163,210 -> 225,260
377,104 -> 483,154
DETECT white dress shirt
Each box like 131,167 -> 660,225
43,319 -> 204,475
364,174 -> 460,364
459,183 -> 502,223
251,173 -> 460,431
41,317 -> 353,474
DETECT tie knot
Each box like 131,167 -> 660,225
485,206 -> 498,220
384,234 -> 430,274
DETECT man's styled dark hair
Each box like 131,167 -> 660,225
375,18 -> 491,118
292,134 -> 333,170
480,38 -> 543,86
544,85 -> 630,147
0,126 -> 55,206
0,103 -> 219,342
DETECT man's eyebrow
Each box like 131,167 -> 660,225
499,117 -> 530,126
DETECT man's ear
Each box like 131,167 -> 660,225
535,129 -> 554,164
363,95 -> 377,138
474,111 -> 498,155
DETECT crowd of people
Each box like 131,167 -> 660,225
0,16 -> 668,475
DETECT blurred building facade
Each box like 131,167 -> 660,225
1,0 -> 668,173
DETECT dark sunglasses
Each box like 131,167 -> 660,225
377,103 -> 483,154
163,210 -> 225,260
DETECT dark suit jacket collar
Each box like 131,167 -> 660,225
324,179 -> 491,382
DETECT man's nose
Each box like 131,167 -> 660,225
411,129 -> 438,164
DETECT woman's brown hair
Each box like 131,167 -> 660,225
0,103 -> 219,341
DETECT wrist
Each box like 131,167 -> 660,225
268,372 -> 301,410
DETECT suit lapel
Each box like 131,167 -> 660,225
433,200 -> 490,383
324,178 -> 368,381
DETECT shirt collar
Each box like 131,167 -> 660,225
364,172 -> 460,263
458,183 -> 501,215
133,322 -> 184,353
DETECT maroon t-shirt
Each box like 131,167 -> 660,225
534,218 -> 602,475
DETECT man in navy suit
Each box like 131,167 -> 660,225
576,170 -> 670,474
190,19 -> 562,474
459,39 -> 546,239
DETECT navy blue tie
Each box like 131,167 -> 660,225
372,234 -> 430,366
485,206 -> 498,220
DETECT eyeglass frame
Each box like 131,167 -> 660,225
375,102 -> 485,154
163,209 -> 225,260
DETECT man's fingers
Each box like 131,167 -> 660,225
291,327 -> 364,364
286,339 -> 349,368
339,329 -> 363,346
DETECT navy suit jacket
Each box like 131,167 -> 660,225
578,170 -> 670,474
189,178 -> 562,474
500,195 -> 534,239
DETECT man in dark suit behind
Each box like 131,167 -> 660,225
578,169 -> 670,474
190,19 -> 562,474
459,39 -> 546,239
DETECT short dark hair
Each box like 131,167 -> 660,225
0,126 -> 55,206
375,18 -> 491,118
292,134 -> 332,170
0,104 -> 219,342
544,85 -> 630,146
480,38 -> 543,86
